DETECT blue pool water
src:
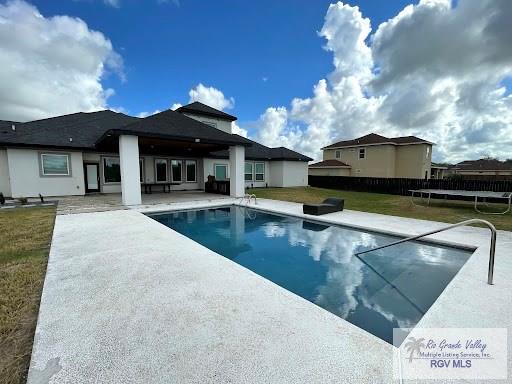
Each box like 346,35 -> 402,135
150,206 -> 471,344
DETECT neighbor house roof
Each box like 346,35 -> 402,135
176,102 -> 237,122
431,162 -> 451,169
308,159 -> 351,168
96,109 -> 251,147
454,159 -> 512,172
208,136 -> 313,162
322,133 -> 433,149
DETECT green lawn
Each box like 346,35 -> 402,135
0,207 -> 56,384
247,187 -> 512,232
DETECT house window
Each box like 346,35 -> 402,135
214,164 -> 228,180
426,146 -> 430,158
335,150 -> 341,159
359,148 -> 366,159
155,158 -> 168,182
185,160 -> 197,182
41,153 -> 70,176
245,162 -> 253,181
171,160 -> 182,182
255,162 -> 265,181
139,158 -> 144,183
103,157 -> 121,183
202,120 -> 217,128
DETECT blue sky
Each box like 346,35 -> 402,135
32,0 -> 414,124
2,0 -> 510,161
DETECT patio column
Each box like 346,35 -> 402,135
119,135 -> 141,206
229,145 -> 245,197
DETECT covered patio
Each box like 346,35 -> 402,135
93,109 -> 252,206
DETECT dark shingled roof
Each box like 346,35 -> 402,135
0,108 -> 311,160
0,119 -> 18,128
0,111 -> 138,149
177,101 -> 237,122
96,109 -> 251,147
0,120 -> 19,142
455,159 -> 512,171
208,136 -> 312,162
268,146 -> 313,161
323,133 -> 433,149
309,159 -> 351,168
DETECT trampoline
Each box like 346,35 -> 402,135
409,189 -> 512,215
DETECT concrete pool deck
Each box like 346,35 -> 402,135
28,198 -> 512,383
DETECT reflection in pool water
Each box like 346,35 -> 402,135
151,206 -> 471,344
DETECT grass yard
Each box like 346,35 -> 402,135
247,187 -> 512,232
0,207 -> 56,384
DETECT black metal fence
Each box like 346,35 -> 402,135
308,176 -> 512,196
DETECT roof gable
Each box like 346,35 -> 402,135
98,109 -> 250,147
176,101 -> 237,122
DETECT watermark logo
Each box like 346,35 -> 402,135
394,328 -> 507,380
404,336 -> 425,363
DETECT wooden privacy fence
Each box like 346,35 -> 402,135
308,176 -> 512,196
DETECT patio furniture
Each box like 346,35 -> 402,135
205,176 -> 230,195
409,189 -> 512,215
303,197 -> 344,216
142,182 -> 181,194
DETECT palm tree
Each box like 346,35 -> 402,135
404,337 -> 425,363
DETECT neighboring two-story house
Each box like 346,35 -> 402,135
309,133 -> 433,179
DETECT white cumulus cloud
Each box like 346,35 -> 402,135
253,0 -> 512,163
136,109 -> 161,118
0,0 -> 124,122
188,83 -> 234,111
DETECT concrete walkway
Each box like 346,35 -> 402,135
28,199 -> 512,383
55,191 -> 230,215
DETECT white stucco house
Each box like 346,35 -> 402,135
0,102 -> 311,205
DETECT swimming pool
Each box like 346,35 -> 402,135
150,206 -> 472,344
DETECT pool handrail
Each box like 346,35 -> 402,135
354,219 -> 497,285
239,193 -> 257,205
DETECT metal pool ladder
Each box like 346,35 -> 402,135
239,194 -> 257,205
354,219 -> 497,285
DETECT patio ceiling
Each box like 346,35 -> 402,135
96,134 -> 237,157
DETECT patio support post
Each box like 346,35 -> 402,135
229,145 -> 245,197
119,135 -> 142,205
